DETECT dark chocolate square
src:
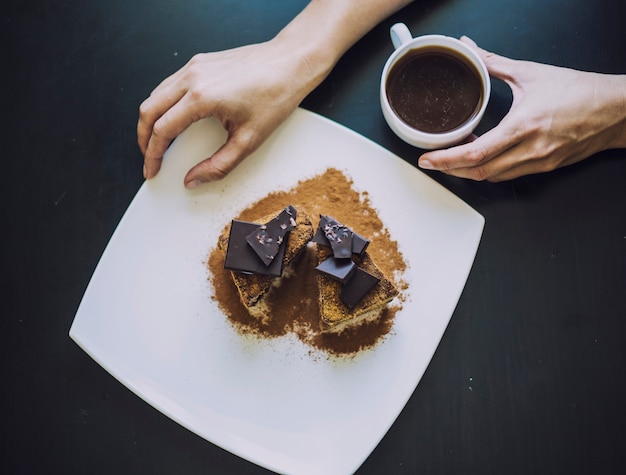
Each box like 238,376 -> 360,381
224,220 -> 286,277
340,267 -> 380,309
315,256 -> 357,284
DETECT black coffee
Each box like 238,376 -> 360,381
386,46 -> 483,133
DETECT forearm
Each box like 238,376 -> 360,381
270,0 -> 414,100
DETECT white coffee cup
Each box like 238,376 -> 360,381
380,23 -> 490,149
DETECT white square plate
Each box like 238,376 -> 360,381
70,108 -> 484,475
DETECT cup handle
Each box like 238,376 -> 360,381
390,23 -> 413,50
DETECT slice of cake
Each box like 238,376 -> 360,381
313,216 -> 399,333
316,246 -> 398,333
217,205 -> 314,321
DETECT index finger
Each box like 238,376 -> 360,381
418,118 -> 521,173
143,93 -> 213,179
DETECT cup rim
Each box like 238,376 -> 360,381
380,34 -> 491,148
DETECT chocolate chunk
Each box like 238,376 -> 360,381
340,267 -> 381,309
311,216 -> 330,246
350,231 -> 369,256
330,225 -> 353,259
224,220 -> 286,277
313,215 -> 369,258
315,215 -> 353,259
315,256 -> 357,284
245,205 -> 297,266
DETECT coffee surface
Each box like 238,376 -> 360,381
386,46 -> 482,134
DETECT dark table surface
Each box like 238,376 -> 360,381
4,0 -> 626,473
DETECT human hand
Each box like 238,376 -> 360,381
137,0 -> 416,188
418,37 -> 626,181
138,41 -> 319,189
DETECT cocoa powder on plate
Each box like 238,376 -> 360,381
207,168 -> 408,358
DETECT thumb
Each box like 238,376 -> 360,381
460,36 -> 521,85
184,130 -> 255,188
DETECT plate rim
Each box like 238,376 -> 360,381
70,107 -> 484,475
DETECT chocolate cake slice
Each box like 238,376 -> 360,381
217,206 -> 314,321
315,240 -> 399,334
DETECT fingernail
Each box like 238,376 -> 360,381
143,164 -> 148,179
419,159 -> 435,170
185,179 -> 203,190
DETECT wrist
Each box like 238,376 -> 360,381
270,27 -> 337,101
270,0 -> 414,103
608,75 -> 626,149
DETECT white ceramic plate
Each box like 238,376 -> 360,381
70,108 -> 484,475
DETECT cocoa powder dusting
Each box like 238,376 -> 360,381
207,168 -> 408,358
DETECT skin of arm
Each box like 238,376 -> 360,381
137,0 -> 414,188
418,37 -> 626,182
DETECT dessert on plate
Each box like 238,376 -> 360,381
217,205 -> 314,321
312,215 -> 399,333
218,207 -> 398,334
209,168 -> 407,355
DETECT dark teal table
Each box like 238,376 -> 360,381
4,1 -> 626,473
